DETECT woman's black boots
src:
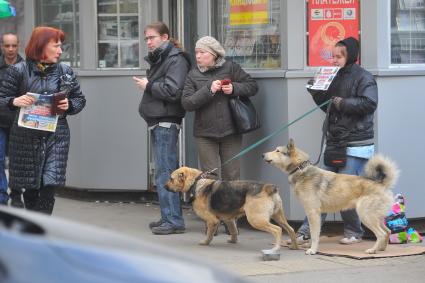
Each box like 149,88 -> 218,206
22,186 -> 56,215
23,190 -> 38,211
9,189 -> 24,208
36,186 -> 56,215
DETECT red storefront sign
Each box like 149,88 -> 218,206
308,0 -> 359,66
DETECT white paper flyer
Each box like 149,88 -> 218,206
17,92 -> 58,132
309,66 -> 340,91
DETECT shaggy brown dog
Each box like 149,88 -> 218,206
165,167 -> 298,255
263,139 -> 399,255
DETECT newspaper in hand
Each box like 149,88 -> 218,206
307,66 -> 340,91
18,92 -> 59,132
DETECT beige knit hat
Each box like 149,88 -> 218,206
195,36 -> 225,58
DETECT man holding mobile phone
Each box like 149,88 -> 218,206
133,22 -> 191,235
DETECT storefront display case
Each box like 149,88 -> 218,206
391,0 -> 425,64
97,0 -> 139,68
213,0 -> 281,69
35,0 -> 80,67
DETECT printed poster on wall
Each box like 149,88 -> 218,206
308,0 -> 359,66
229,0 -> 269,26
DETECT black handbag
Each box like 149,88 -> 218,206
323,145 -> 347,168
229,96 -> 260,134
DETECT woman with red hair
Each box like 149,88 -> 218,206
0,27 -> 86,214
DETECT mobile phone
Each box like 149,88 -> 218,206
221,79 -> 231,85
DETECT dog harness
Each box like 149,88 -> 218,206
188,171 -> 218,201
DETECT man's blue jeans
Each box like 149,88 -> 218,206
297,155 -> 367,239
0,128 -> 9,204
152,125 -> 185,229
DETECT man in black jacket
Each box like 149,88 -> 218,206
134,22 -> 190,235
0,33 -> 23,206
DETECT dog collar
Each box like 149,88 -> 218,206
289,160 -> 311,175
188,171 -> 218,197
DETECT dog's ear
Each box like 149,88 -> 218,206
287,138 -> 295,153
178,172 -> 185,183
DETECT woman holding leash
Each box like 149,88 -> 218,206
0,26 -> 86,214
182,36 -> 258,234
182,36 -> 258,182
292,37 -> 378,245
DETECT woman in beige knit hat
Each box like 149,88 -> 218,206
182,36 -> 258,224
182,36 -> 258,235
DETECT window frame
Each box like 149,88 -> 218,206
389,0 -> 425,66
95,0 -> 141,70
35,0 -> 80,68
210,0 -> 284,70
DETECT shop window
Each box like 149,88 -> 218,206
391,0 -> 425,64
35,0 -> 80,67
97,0 -> 139,68
212,0 -> 281,69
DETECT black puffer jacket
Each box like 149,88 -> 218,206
138,42 -> 191,126
0,53 -> 24,128
0,60 -> 86,190
308,38 -> 377,146
182,60 -> 258,138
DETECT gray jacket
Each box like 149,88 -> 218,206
182,60 -> 258,138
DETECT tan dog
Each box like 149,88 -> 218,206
263,139 -> 399,255
165,166 -> 298,255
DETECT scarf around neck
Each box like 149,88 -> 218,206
197,57 -> 226,73
147,41 -> 172,65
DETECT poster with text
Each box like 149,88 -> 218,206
229,0 -> 269,26
308,0 -> 359,66
309,66 -> 340,90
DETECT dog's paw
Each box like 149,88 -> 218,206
198,240 -> 210,246
365,248 -> 377,254
289,243 -> 299,250
378,245 -> 387,251
227,237 -> 237,244
305,248 -> 317,255
378,241 -> 388,251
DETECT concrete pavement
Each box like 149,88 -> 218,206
53,197 -> 425,283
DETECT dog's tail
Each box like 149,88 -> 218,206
364,154 -> 399,189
